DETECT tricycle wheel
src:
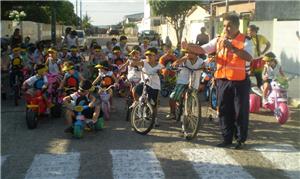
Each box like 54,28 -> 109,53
26,109 -> 38,129
95,117 -> 104,130
73,124 -> 83,139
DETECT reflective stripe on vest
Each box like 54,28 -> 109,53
215,33 -> 246,81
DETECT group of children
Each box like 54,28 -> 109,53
4,33 -> 287,132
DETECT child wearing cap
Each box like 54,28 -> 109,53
22,64 -> 50,113
89,45 -> 107,66
130,47 -> 164,124
261,52 -> 286,104
63,79 -> 101,133
111,46 -> 126,65
67,45 -> 84,71
9,46 -> 24,88
59,61 -> 85,93
92,60 -> 118,111
166,48 -> 204,119
45,48 -> 61,74
119,45 -> 142,93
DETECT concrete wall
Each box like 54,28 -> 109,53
251,20 -> 300,75
255,1 -> 300,21
1,20 -> 71,43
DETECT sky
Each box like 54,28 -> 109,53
69,0 -> 144,26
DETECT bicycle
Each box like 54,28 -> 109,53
125,77 -> 141,121
174,66 -> 202,140
130,73 -> 157,135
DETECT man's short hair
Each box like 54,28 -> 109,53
223,13 -> 240,27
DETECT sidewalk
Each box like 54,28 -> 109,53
286,74 -> 300,108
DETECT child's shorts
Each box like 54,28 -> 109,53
170,84 -> 187,101
134,83 -> 159,106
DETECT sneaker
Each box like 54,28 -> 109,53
64,126 -> 74,133
165,113 -> 175,120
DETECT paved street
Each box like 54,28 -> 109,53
1,93 -> 300,179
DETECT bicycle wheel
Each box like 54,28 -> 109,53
182,91 -> 201,140
131,102 -> 155,135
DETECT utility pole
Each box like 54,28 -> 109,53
51,1 -> 56,45
80,0 -> 82,29
76,0 -> 78,16
226,0 -> 229,13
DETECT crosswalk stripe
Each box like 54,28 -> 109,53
253,144 -> 300,179
110,149 -> 165,179
24,152 -> 80,179
182,148 -> 254,179
1,155 -> 8,167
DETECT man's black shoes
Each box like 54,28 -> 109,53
234,141 -> 245,150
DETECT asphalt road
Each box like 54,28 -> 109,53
1,93 -> 299,179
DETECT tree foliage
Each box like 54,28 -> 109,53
1,1 -> 79,25
82,14 -> 92,31
149,0 -> 201,44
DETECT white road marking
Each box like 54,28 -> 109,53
253,144 -> 300,179
25,152 -> 80,179
110,149 -> 165,179
182,148 -> 254,179
1,155 -> 8,167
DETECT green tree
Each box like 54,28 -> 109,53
1,1 -> 79,25
82,14 -> 92,31
149,0 -> 203,44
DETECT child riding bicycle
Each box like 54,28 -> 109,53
130,47 -> 164,126
166,48 -> 204,119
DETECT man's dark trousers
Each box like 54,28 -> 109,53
216,76 -> 250,143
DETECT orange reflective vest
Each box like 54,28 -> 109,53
214,33 -> 246,81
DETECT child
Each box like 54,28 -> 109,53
63,79 -> 101,133
119,45 -> 142,94
22,64 -> 50,114
89,45 -> 107,66
262,52 -> 285,104
45,48 -> 61,74
9,46 -> 24,88
130,47 -> 164,125
166,49 -> 204,119
140,37 -> 150,57
159,44 -> 177,81
59,62 -> 85,94
116,35 -> 130,56
92,60 -> 118,111
67,45 -> 84,71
